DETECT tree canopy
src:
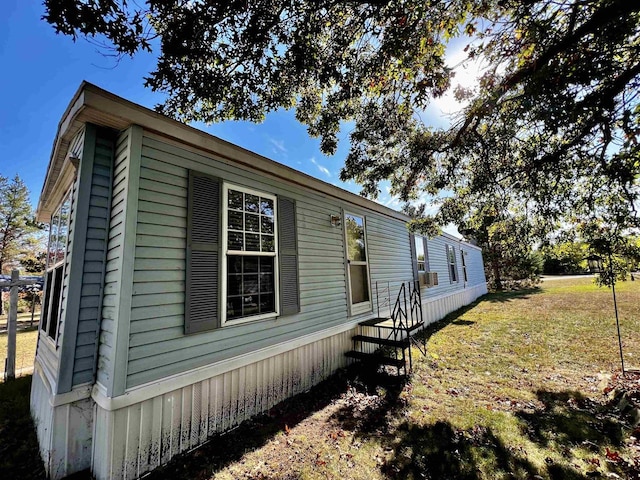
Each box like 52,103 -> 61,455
44,0 -> 640,241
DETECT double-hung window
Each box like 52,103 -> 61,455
222,184 -> 278,324
446,244 -> 458,283
42,189 -> 72,341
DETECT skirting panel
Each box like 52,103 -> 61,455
422,283 -> 487,325
91,329 -> 354,480
90,282 -> 487,479
30,363 -> 94,479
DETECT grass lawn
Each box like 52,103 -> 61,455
1,277 -> 638,479
0,328 -> 39,377
150,277 -> 640,480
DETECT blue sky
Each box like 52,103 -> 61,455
0,1 -> 467,229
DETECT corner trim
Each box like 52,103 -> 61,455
111,125 -> 143,397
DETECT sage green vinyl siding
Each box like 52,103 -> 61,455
463,247 -> 487,287
35,129 -> 85,383
97,130 -> 130,387
119,133 -> 485,389
422,237 -> 486,299
127,135 -> 398,388
366,214 -> 414,287
72,131 -> 114,386
423,236 -> 462,297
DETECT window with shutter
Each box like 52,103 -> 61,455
278,196 -> 300,316
221,183 -> 279,325
185,172 -> 221,334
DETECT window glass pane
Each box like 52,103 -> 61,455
260,198 -> 274,216
244,257 -> 259,273
228,255 -> 242,273
260,272 -> 274,294
242,295 -> 260,316
261,216 -> 274,234
228,210 -> 243,231
48,210 -> 60,267
245,194 -> 259,213
228,190 -> 243,210
349,264 -> 370,304
243,274 -> 259,295
261,235 -> 275,252
226,255 -> 276,321
41,271 -> 53,332
228,231 -> 243,250
227,297 -> 243,320
245,213 -> 260,232
245,233 -> 260,251
228,274 -> 242,296
48,265 -> 64,339
260,257 -> 274,273
259,293 -> 275,313
415,236 -> 425,271
345,215 -> 366,262
56,196 -> 71,264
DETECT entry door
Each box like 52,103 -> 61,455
345,213 -> 371,314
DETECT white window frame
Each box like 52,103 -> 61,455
446,244 -> 458,283
344,212 -> 372,316
221,183 -> 279,326
41,188 -> 72,345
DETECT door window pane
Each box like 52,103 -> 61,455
415,236 -> 426,272
349,265 -> 370,304
346,215 -> 366,262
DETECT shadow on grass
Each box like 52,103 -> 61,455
482,287 -> 542,304
0,376 -> 46,480
148,367 -> 368,480
328,387 -> 633,479
517,390 -> 625,449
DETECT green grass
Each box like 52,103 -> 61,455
0,329 -> 39,376
151,277 -> 640,480
1,277 -> 638,479
0,376 -> 45,479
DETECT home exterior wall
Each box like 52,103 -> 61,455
121,132 -> 417,390
31,125 -> 116,479
33,84 -> 488,480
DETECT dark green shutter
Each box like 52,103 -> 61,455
185,171 -> 221,334
278,196 -> 300,315
409,233 -> 419,282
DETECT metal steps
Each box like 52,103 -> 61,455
345,280 -> 424,378
344,350 -> 406,368
352,334 -> 410,348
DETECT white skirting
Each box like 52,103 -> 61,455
30,362 -> 94,479
41,282 -> 487,480
91,329 -> 354,480
422,283 -> 488,325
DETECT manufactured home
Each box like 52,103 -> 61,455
31,82 -> 487,479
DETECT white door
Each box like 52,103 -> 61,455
344,213 -> 371,314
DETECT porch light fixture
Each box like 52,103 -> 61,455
330,214 -> 341,227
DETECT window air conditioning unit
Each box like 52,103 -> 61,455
425,272 -> 438,287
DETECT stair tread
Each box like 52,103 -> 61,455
358,317 -> 392,326
352,335 -> 410,348
345,350 -> 406,368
